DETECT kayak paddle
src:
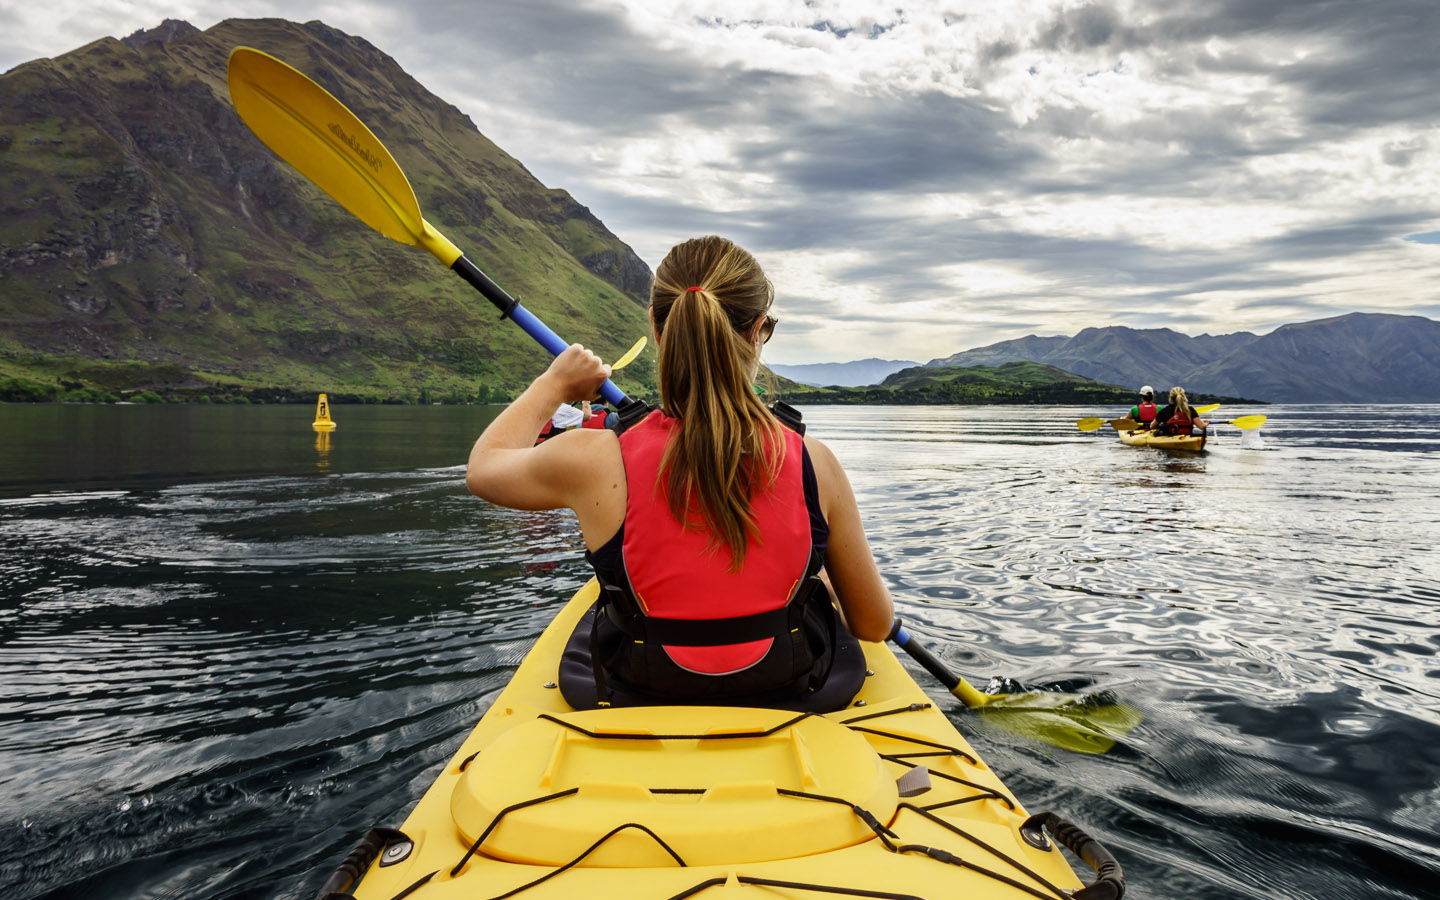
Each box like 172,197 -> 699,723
888,622 -> 1141,755
1076,403 -> 1222,433
1075,416 -> 1135,432
226,47 -> 631,406
1216,414 -> 1267,429
610,336 -> 647,371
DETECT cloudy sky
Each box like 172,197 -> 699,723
5,1 -> 1440,364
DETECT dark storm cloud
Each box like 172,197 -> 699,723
734,89 -> 1036,194
1139,0 -> 1440,128
396,0 -> 801,138
1256,211 -> 1436,259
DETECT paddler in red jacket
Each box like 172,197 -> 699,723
1155,386 -> 1209,436
1128,386 -> 1158,430
467,235 -> 893,711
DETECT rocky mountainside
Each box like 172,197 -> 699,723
1184,313 -> 1440,402
0,18 -> 654,401
767,357 -> 920,387
927,313 -> 1439,402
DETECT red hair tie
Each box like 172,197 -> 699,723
685,286 -> 704,292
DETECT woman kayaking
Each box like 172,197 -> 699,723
1155,386 -> 1209,436
466,235 -> 893,711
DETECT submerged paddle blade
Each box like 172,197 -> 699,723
227,47 -> 461,264
611,336 -> 647,371
1109,417 -> 1139,431
977,690 -> 1143,755
1229,414 -> 1268,430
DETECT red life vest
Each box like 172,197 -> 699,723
581,411 -> 609,430
618,410 -> 813,675
1137,401 -> 1157,422
1167,409 -> 1193,432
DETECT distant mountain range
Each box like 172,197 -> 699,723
926,313 -> 1440,402
789,361 -> 1198,405
768,358 -> 920,387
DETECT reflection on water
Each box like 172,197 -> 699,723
314,429 -> 332,472
0,403 -> 1437,900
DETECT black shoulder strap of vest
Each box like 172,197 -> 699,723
610,397 -> 803,436
769,400 -> 805,435
610,396 -> 654,435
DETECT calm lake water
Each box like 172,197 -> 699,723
1,403 -> 1438,899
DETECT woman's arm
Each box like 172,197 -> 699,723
804,435 -> 895,642
466,345 -> 612,511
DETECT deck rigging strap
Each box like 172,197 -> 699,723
665,876 -> 926,899
536,711 -> 811,741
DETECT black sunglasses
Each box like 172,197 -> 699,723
759,314 -> 778,344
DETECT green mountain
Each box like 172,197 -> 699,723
0,18 -> 655,402
791,361 -> 1157,405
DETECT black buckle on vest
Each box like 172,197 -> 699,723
769,400 -> 805,435
612,397 -> 654,434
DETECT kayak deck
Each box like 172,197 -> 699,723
1118,428 -> 1206,451
338,581 -> 1093,899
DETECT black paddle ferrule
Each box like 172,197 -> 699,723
451,256 -> 520,319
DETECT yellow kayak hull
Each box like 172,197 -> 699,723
341,582 -> 1088,899
1118,429 -> 1205,451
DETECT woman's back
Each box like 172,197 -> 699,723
466,235 -> 895,708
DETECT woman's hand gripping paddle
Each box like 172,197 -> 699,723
226,47 -> 631,405
889,622 -> 1141,754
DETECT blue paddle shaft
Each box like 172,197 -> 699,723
452,256 -> 627,406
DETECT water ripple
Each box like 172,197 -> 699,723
1,405 -> 1438,899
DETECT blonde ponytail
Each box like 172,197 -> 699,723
1169,386 -> 1191,420
651,237 -> 783,570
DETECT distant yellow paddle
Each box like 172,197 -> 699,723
609,336 -> 647,371
1217,415 -> 1267,429
1075,416 -> 1135,432
226,47 -> 630,405
1076,403 -> 1225,432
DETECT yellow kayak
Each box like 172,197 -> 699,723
1118,428 -> 1206,451
318,582 -> 1123,900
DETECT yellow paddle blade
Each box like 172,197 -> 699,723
610,336 -> 647,371
1110,417 -> 1138,431
1196,403 -> 1222,414
1075,417 -> 1105,432
978,692 -> 1144,755
953,680 -> 1142,754
1230,414 -> 1268,430
226,47 -> 461,265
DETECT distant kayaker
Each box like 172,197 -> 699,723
534,401 -> 584,444
1155,386 -> 1208,436
579,400 -> 612,430
1129,386 -> 1158,430
467,235 -> 894,712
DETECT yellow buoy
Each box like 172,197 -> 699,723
312,393 -> 336,431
